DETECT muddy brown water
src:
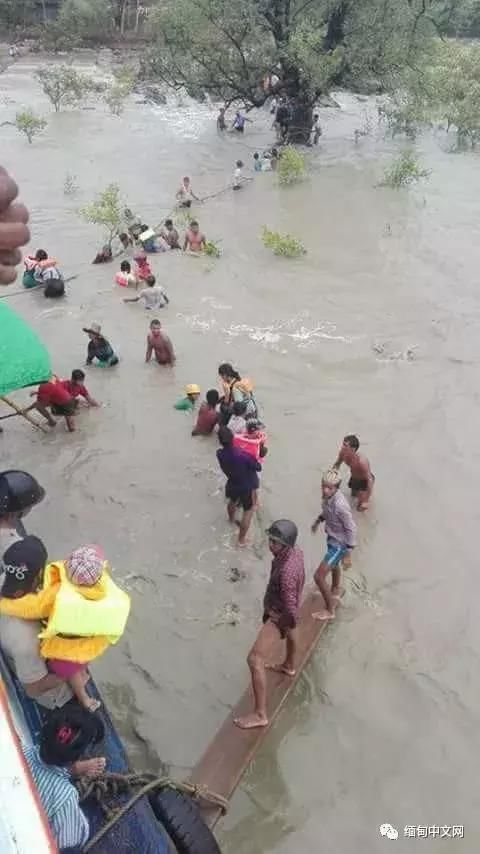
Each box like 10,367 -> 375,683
1,52 -> 479,853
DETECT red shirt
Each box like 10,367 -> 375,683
60,379 -> 88,400
193,403 -> 218,435
37,381 -> 73,407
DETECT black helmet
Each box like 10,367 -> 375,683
266,519 -> 298,548
0,471 -> 45,516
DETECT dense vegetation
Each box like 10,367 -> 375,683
4,1 -> 480,143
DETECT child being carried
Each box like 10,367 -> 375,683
0,542 -> 130,712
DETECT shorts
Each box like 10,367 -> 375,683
225,483 -> 253,511
49,658 -> 87,678
324,537 -> 348,568
234,126 -> 244,133
180,200 -> 192,208
97,355 -> 119,367
51,400 -> 76,416
348,474 -> 375,495
262,613 -> 289,639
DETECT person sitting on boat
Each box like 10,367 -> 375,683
83,323 -> 119,367
23,705 -> 106,851
176,176 -> 200,208
0,531 -> 74,711
234,520 -> 305,729
115,259 -> 138,288
0,543 -> 131,713
218,362 -> 257,423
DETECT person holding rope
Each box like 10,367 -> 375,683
218,362 -> 257,422
176,176 -> 200,208
23,705 -> 106,851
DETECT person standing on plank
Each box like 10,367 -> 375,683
333,434 -> 375,511
234,519 -> 305,730
311,469 -> 356,621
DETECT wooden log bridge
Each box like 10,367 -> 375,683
190,586 -> 338,828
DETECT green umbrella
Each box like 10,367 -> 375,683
0,302 -> 51,395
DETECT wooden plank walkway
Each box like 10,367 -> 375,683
190,586 -> 338,828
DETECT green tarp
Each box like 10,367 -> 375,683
0,302 -> 51,395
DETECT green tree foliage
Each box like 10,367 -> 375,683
104,64 -> 137,114
261,226 -> 306,257
144,0 -> 447,140
381,150 -> 430,188
57,0 -> 115,41
277,147 -> 307,185
79,184 -> 123,247
15,109 -> 47,143
35,65 -> 93,111
382,40 -> 480,148
0,0 -> 36,29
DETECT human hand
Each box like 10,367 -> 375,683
311,521 -> 319,534
0,167 -> 30,284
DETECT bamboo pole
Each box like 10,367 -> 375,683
0,396 -> 49,433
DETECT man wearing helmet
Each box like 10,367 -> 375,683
311,469 -> 356,621
234,519 -> 305,730
0,471 -> 72,709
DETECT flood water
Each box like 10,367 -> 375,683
1,51 -> 479,852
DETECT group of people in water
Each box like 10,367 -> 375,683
1,122 -> 370,779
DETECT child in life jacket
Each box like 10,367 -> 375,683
115,260 -> 137,288
233,419 -> 268,507
0,544 -> 130,712
134,251 -> 152,282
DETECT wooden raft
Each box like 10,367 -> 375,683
190,586 -> 337,828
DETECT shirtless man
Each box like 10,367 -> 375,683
234,520 -> 305,729
333,434 -> 375,511
176,176 -> 200,208
183,220 -> 206,253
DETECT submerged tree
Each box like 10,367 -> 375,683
36,65 -> 93,112
15,109 -> 47,143
144,0 -> 447,142
79,184 -> 123,248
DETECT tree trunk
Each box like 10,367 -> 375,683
120,0 -> 128,35
324,0 -> 349,51
287,98 -> 313,145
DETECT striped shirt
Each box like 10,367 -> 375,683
22,745 -> 90,850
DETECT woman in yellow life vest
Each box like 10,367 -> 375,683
0,543 -> 130,712
218,362 -> 257,424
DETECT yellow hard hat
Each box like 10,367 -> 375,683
185,384 -> 201,395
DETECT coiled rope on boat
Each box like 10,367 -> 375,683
76,771 -> 228,851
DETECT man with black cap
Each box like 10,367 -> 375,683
23,705 -> 105,850
0,471 -> 73,708
234,519 -> 305,730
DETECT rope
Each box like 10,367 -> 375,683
76,771 -> 229,851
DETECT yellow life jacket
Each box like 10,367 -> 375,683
39,561 -> 130,643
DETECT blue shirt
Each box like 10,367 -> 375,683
22,745 -> 90,850
217,446 -> 261,492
